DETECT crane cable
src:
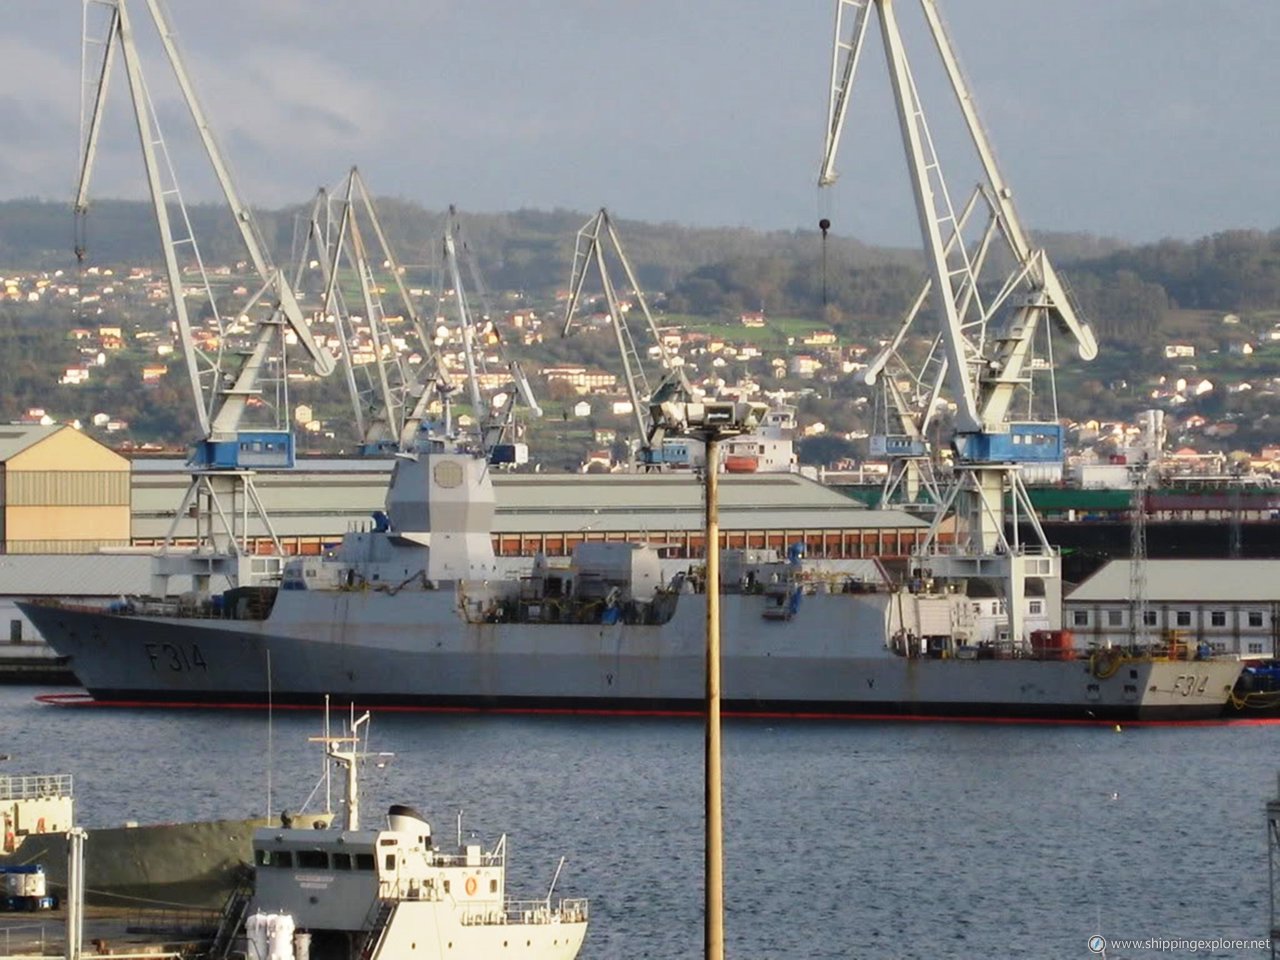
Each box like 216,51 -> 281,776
73,205 -> 89,331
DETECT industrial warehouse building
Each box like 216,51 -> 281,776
1064,559 -> 1280,659
128,458 -> 929,561
0,425 -> 130,554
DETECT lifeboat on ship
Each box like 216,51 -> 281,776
723,454 -> 759,474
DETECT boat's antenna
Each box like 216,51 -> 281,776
323,694 -> 332,815
266,649 -> 273,821
456,809 -> 462,849
545,855 -> 566,909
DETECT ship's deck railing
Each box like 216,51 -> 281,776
428,850 -> 505,869
914,542 -> 1056,557
0,773 -> 72,801
457,898 -> 590,926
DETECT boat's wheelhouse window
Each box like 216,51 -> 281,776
296,851 -> 327,869
332,853 -> 352,870
355,853 -> 376,870
255,849 -> 295,868
385,854 -> 396,870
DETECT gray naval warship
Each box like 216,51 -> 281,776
20,439 -> 1241,723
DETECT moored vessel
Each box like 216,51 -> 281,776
19,444 -> 1242,723
232,712 -> 588,960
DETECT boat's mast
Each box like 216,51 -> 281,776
310,710 -> 370,832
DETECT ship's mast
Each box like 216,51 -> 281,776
311,710 -> 372,832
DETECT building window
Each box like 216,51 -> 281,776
1249,611 -> 1264,628
1175,611 -> 1192,627
1029,601 -> 1042,615
1107,610 -> 1123,627
1210,610 -> 1227,627
1072,610 -> 1089,627
1249,643 -> 1265,654
1143,611 -> 1158,627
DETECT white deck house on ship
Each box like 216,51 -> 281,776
1064,560 -> 1280,658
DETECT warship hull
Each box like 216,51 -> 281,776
19,590 -> 1240,723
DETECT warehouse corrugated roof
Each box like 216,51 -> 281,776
1068,559 -> 1280,603
127,461 -> 926,539
0,553 -> 155,596
0,424 -> 63,463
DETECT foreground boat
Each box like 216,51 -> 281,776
19,444 -> 1241,723
234,713 -> 588,960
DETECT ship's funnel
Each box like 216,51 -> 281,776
387,803 -> 431,837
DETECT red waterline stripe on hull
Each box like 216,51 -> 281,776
32,693 -> 1280,726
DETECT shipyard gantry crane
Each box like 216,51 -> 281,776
562,208 -> 692,467
76,0 -> 336,591
819,0 -> 1098,643
294,167 -> 442,455
435,207 -> 541,462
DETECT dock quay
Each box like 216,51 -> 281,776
0,905 -> 216,959
0,644 -> 74,686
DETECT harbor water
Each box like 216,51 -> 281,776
2,686 -> 1275,959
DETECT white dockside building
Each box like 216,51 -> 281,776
1064,560 -> 1280,659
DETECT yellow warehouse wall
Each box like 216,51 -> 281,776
6,428 -> 129,472
5,504 -> 131,547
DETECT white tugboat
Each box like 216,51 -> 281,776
240,714 -> 588,960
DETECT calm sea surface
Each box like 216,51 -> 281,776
3,685 -> 1277,959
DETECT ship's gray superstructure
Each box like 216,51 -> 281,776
19,445 -> 1242,722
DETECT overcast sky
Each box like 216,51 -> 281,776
3,1 -> 1277,247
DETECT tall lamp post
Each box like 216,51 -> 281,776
650,384 -> 766,960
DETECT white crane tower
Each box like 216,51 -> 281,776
819,0 -> 1098,644
76,0 -> 336,592
562,209 -> 691,468
435,207 -> 542,463
294,167 -> 445,455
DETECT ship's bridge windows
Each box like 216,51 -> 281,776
296,851 -> 328,869
385,854 -> 396,870
255,849 -> 295,868
355,854 -> 376,870
332,853 -> 352,870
